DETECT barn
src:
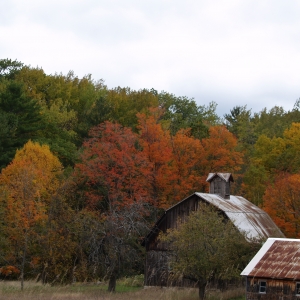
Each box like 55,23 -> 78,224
142,172 -> 284,287
241,238 -> 300,300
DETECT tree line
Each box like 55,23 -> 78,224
0,58 -> 300,291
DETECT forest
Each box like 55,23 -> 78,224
0,58 -> 300,291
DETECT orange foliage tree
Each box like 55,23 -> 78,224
263,173 -> 300,238
0,140 -> 63,289
137,109 -> 174,208
201,125 -> 244,191
167,129 -> 205,205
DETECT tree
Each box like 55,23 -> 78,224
76,121 -> 152,211
109,87 -> 159,127
224,105 -> 256,148
243,123 -> 300,205
97,202 -> 149,292
75,121 -> 152,290
160,203 -> 261,299
263,173 -> 300,238
158,91 -> 220,138
14,67 -> 102,166
200,125 -> 244,193
0,58 -> 23,79
0,81 -> 43,169
253,106 -> 289,139
137,109 -> 174,209
167,129 -> 205,204
0,141 -> 63,289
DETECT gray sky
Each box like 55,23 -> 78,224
1,0 -> 300,116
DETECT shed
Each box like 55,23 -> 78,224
143,173 -> 284,287
241,238 -> 300,300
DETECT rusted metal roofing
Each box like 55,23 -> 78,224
241,238 -> 300,280
206,172 -> 233,182
195,193 -> 284,240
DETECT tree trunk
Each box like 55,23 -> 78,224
198,280 -> 207,300
108,274 -> 116,292
20,235 -> 28,291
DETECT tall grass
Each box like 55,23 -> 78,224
0,280 -> 244,300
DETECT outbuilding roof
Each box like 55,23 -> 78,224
241,238 -> 300,280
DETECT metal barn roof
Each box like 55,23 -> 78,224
195,193 -> 284,240
241,238 -> 300,280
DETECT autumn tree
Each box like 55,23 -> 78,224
160,203 -> 261,300
201,125 -> 243,172
243,123 -> 300,205
263,173 -> 300,238
200,125 -> 244,193
104,87 -> 159,130
167,129 -> 205,204
137,109 -> 174,209
75,121 -> 152,290
0,141 -> 63,289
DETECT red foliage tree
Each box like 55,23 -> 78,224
76,121 -> 152,211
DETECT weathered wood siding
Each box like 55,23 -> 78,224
209,176 -> 230,199
246,277 -> 300,300
145,194 -> 200,251
144,194 -> 200,286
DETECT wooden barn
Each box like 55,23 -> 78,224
241,238 -> 300,300
142,173 -> 284,287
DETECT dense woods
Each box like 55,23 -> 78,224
1,58 -> 300,290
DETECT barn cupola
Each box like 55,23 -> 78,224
206,173 -> 234,199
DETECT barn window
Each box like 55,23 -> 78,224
296,282 -> 300,295
259,281 -> 266,294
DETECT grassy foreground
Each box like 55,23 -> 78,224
0,279 -> 245,300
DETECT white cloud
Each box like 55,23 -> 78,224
1,0 -> 300,115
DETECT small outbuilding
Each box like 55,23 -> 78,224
143,173 -> 284,287
241,238 -> 300,300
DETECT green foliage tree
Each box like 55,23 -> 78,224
160,204 -> 262,300
14,67 -> 104,166
0,58 -> 23,79
224,105 -> 256,148
243,122 -> 300,205
159,91 -> 220,138
0,81 -> 43,169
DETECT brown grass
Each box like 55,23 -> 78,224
0,280 -> 245,300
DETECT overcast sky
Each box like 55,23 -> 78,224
1,0 -> 300,116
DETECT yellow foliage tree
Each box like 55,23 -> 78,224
0,140 -> 63,289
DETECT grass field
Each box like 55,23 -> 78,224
0,280 -> 245,300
